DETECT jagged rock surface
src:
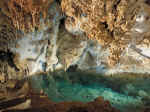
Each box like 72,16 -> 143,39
0,0 -> 88,92
61,0 -> 150,74
1,0 -> 150,81
0,0 -> 150,80
0,0 -> 54,32
0,1 -> 62,81
61,0 -> 139,66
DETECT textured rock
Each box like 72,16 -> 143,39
0,0 -> 54,32
0,0 -> 150,78
54,25 -> 87,71
61,0 -> 140,66
0,0 -> 88,84
0,12 -> 19,52
0,0 -> 150,80
0,1 -> 61,79
61,0 -> 150,74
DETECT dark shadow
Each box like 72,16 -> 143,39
0,97 -> 27,110
0,50 -> 19,72
145,0 -> 150,5
66,65 -> 78,72
67,107 -> 88,112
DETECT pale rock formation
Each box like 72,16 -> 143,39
0,1 -> 88,79
1,0 -> 150,80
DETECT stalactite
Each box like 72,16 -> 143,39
0,0 -> 53,32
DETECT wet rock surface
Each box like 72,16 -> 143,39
0,76 -> 120,112
0,84 -> 120,112
0,75 -> 150,112
30,72 -> 150,112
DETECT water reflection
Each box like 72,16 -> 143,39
30,71 -> 150,112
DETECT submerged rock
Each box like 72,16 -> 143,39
0,86 -> 120,112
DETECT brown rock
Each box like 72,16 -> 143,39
28,92 -> 120,112
0,0 -> 54,32
61,0 -> 147,66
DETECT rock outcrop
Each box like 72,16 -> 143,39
0,0 -> 62,81
61,0 -> 150,74
0,0 -> 150,79
61,0 -> 139,65
0,0 -> 150,83
0,0 -> 88,81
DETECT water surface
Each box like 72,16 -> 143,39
30,71 -> 150,112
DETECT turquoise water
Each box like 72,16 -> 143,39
30,71 -> 150,112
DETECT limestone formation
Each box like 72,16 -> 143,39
1,0 -> 150,111
61,0 -> 150,66
0,0 -> 87,81
0,0 -> 54,32
0,0 -> 150,79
